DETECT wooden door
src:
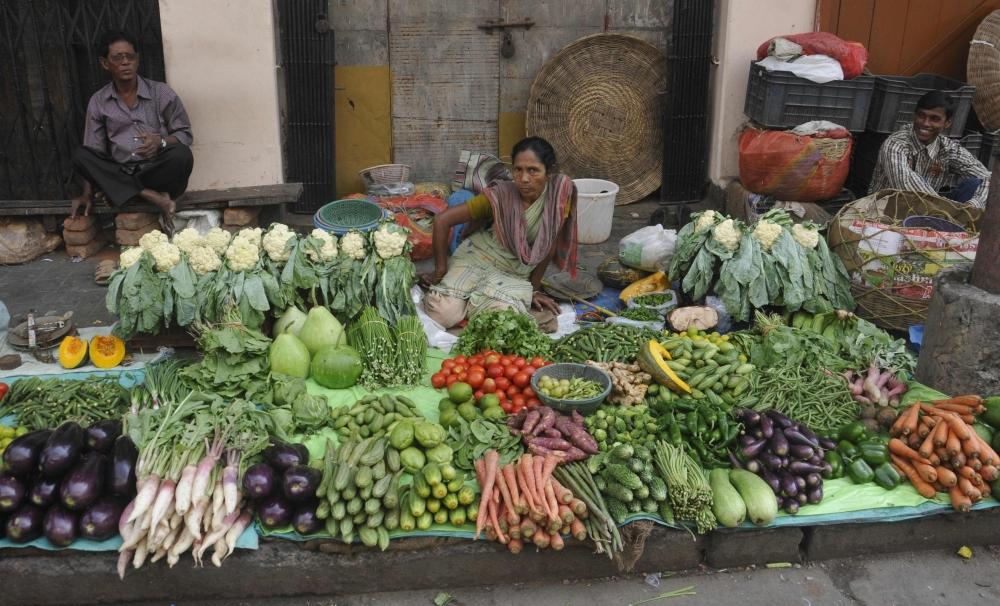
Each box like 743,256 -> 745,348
389,2 -> 499,181
819,0 -> 1000,80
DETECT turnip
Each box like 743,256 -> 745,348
223,510 -> 253,560
132,537 -> 149,569
148,478 -> 176,533
222,450 -> 240,514
185,498 -> 208,539
117,549 -> 132,580
126,474 -> 160,524
195,508 -> 240,564
174,462 -> 198,515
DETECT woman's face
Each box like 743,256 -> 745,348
512,150 -> 548,202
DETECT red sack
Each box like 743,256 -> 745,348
756,32 -> 868,79
376,193 -> 446,261
738,127 -> 853,202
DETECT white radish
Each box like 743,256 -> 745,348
185,498 -> 209,539
195,509 -> 240,563
222,464 -> 239,514
149,478 -> 176,532
191,539 -> 203,567
211,535 -> 228,567
190,454 -> 218,507
117,550 -> 133,580
119,501 -> 135,537
168,528 -> 195,567
175,463 -> 198,515
169,511 -> 182,530
139,504 -> 154,532
127,474 -> 161,524
149,519 -> 172,552
223,510 -> 253,560
132,538 -> 149,569
150,547 -> 167,563
209,478 -> 226,531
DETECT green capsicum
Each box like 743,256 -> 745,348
847,458 -> 875,484
873,462 -> 902,490
823,451 -> 844,479
836,440 -> 860,461
838,421 -> 869,443
859,440 -> 890,466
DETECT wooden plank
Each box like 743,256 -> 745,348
818,0 -> 843,33
835,0 -> 876,52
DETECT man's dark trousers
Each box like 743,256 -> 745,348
72,144 -> 194,206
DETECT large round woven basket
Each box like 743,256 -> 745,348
827,190 -> 982,332
526,34 -> 666,205
969,10 -> 1000,131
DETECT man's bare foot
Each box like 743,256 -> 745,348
69,194 -> 93,218
139,189 -> 176,220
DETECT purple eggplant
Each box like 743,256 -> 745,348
784,428 -> 819,449
257,493 -> 292,529
742,438 -> 768,459
0,474 -> 26,512
744,459 -> 762,474
787,461 -> 825,476
759,452 -> 783,471
108,436 -> 138,497
738,434 -> 758,449
768,431 -> 789,457
80,496 -> 125,541
292,501 -> 323,535
5,503 -> 44,542
821,462 -> 834,477
60,454 -> 105,511
39,421 -> 85,478
783,498 -> 800,514
766,410 -> 793,429
28,476 -> 60,508
789,444 -> 815,460
759,414 -> 774,439
780,473 -> 799,497
805,472 -> 822,488
263,442 -> 310,472
282,465 -> 320,501
43,505 -> 79,547
797,425 -> 819,443
758,468 -> 781,494
795,476 -> 807,490
2,429 -> 52,477
85,419 -> 122,454
243,463 -> 277,499
728,452 -> 745,469
796,492 -> 809,506
807,486 -> 824,504
738,409 -> 761,426
818,437 -> 838,451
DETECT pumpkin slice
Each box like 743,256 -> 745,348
89,335 -> 125,369
619,271 -> 669,302
637,339 -> 691,394
58,336 -> 88,369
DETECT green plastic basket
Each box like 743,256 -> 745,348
530,363 -> 612,415
315,199 -> 384,234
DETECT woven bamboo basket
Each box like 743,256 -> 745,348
827,189 -> 982,332
359,164 -> 411,186
969,10 -> 1000,131
526,33 -> 667,205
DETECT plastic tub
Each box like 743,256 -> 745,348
573,178 -> 619,244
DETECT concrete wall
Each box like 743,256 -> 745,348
707,0 -> 817,187
331,0 -> 670,194
158,0 -> 284,190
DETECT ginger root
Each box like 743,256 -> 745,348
587,360 -> 651,406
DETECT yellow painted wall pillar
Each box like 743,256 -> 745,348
334,66 -> 393,197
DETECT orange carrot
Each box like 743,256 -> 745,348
545,481 -> 560,522
515,458 -> 536,513
892,455 -> 937,498
549,532 -> 565,551
557,504 -> 575,525
962,435 -> 981,460
893,404 -> 920,436
918,428 -> 937,459
501,465 -> 524,514
549,478 -> 574,504
521,454 -> 540,515
475,450 -> 500,539
945,432 -> 962,458
957,465 -> 978,480
980,465 -> 998,482
495,465 -> 519,526
932,420 -> 950,448
971,432 -> 999,466
519,518 -> 536,539
489,496 -> 507,544
981,481 -> 993,497
917,420 -> 932,439
570,517 -> 587,541
949,485 -> 972,512
539,455 -> 560,496
532,530 -> 550,549
569,497 -> 588,517
936,412 -> 972,440
914,461 -> 937,484
532,456 -> 549,515
928,452 -> 941,466
952,452 -> 968,470
508,520 -> 521,540
888,438 -> 930,464
485,527 -> 497,541
507,538 -> 524,554
935,466 -> 958,487
958,477 -> 982,500
932,395 -> 983,409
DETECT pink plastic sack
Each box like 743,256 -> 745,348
756,32 -> 868,79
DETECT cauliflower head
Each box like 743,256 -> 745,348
226,237 -> 260,272
306,229 -> 338,262
694,210 -> 719,233
340,231 -> 367,260
372,224 -> 408,259
752,220 -> 783,252
792,223 -> 820,249
203,227 -> 232,256
188,245 -> 222,275
119,246 -> 144,269
712,219 -> 742,252
171,227 -> 203,255
234,227 -> 263,247
262,223 -> 296,262
139,229 -> 168,253
151,241 -> 181,272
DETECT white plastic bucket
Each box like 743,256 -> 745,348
573,178 -> 619,244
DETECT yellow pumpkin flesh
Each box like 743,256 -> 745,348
58,336 -> 88,369
89,335 -> 125,369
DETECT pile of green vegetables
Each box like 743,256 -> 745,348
790,310 -> 916,374
348,308 -> 427,389
0,375 -> 130,429
454,309 -> 552,359
330,394 -> 420,440
447,417 -> 523,473
652,441 -> 716,533
106,252 -> 200,339
647,389 -> 740,468
614,308 -> 662,322
266,375 -> 333,441
551,324 -> 661,364
589,443 -> 671,525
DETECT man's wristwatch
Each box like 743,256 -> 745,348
160,137 -> 167,149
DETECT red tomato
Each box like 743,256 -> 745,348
507,385 -> 521,396
431,373 -> 447,389
486,364 -> 504,378
503,365 -> 519,380
470,354 -> 484,366
474,390 -> 485,400
512,402 -> 525,413
513,357 -> 526,368
500,400 -> 514,413
495,388 -> 507,401
453,355 -> 468,365
484,353 -> 501,365
529,356 -> 546,368
467,370 -> 486,389
442,359 -> 456,370
457,371 -> 468,382
522,366 -> 536,377
482,378 -> 497,393
452,364 -> 466,375
521,386 -> 535,399
495,377 -> 511,391
526,397 -> 541,408
512,372 -> 530,388
446,374 -> 460,386
499,355 -> 514,366
511,395 -> 526,409
468,364 -> 485,374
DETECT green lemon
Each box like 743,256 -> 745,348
448,382 -> 474,404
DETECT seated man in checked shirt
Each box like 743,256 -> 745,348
69,29 -> 193,225
868,90 -> 990,208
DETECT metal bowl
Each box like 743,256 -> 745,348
530,363 -> 612,415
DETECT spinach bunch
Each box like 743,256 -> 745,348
454,309 -> 552,358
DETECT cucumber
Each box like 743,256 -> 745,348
331,500 -> 347,520
366,509 -> 385,528
399,508 -> 416,531
604,480 -> 634,503
376,526 -> 391,551
359,527 -> 379,547
383,509 -> 400,531
346,497 -> 363,516
729,469 -> 777,526
365,498 -> 382,515
709,468 -> 746,528
354,466 -> 374,489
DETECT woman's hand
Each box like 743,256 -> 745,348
531,291 -> 561,315
419,268 -> 446,288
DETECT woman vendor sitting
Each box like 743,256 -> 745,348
421,137 -> 578,332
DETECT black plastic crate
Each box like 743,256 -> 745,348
744,62 -> 875,132
866,74 -> 975,137
980,130 -> 999,173
816,188 -> 856,216
954,131 -> 983,159
847,132 -> 889,198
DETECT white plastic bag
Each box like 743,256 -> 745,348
626,290 -> 678,314
173,210 -> 222,235
618,225 -> 677,272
